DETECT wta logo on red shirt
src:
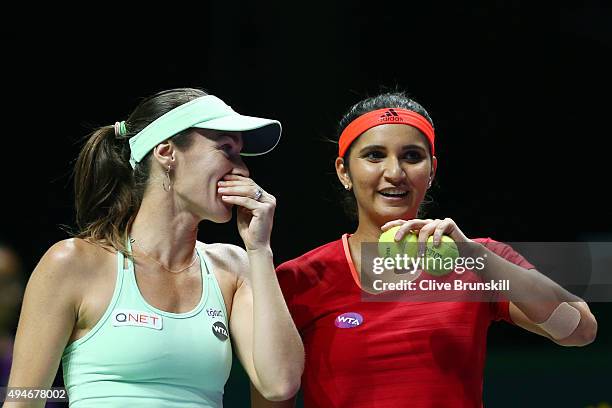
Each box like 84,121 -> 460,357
334,312 -> 363,328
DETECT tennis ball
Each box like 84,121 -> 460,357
378,226 -> 418,259
423,235 -> 460,276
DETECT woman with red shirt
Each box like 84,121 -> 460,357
254,92 -> 597,408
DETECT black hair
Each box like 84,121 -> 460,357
335,91 -> 435,221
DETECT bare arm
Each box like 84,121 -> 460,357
219,175 -> 304,401
382,218 -> 598,346
250,382 -> 296,408
509,300 -> 597,346
466,241 -> 597,346
3,240 -> 84,408
229,246 -> 304,401
474,245 -> 597,346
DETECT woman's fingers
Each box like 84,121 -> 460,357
395,220 -> 428,241
381,220 -> 407,232
416,218 -> 468,254
218,175 -> 271,203
384,219 -> 433,241
221,195 -> 261,210
218,185 -> 266,201
381,218 -> 469,255
432,218 -> 454,246
217,179 -> 251,187
417,220 -> 441,255
222,173 -> 249,180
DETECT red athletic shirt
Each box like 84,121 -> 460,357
276,235 -> 535,408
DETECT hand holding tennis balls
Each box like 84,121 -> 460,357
423,235 -> 460,276
378,225 -> 460,276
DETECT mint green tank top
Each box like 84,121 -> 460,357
61,242 -> 232,407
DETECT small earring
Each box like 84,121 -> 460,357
345,184 -> 352,191
163,165 -> 172,192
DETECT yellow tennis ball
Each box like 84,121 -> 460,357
378,226 -> 418,259
423,235 -> 460,276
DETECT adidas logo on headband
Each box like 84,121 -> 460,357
338,107 -> 436,157
379,108 -> 404,122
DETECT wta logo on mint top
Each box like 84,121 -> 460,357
335,312 -> 364,328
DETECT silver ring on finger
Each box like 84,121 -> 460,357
253,188 -> 263,202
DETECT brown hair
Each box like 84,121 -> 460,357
73,88 -> 207,256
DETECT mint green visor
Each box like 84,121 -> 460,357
128,95 -> 282,168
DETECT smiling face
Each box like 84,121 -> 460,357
171,129 -> 248,223
337,124 -> 437,227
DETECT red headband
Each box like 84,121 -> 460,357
338,108 -> 435,157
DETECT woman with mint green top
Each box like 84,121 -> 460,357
5,88 -> 304,407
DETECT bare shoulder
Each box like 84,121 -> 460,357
38,237 -> 113,270
196,241 -> 249,282
31,238 -> 115,289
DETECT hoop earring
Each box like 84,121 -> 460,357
162,165 -> 172,192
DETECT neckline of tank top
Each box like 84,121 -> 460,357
124,245 -> 213,318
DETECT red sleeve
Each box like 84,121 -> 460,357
477,237 -> 535,270
475,238 -> 535,323
275,259 -> 309,333
490,299 -> 512,323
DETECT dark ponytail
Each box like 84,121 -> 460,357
73,88 -> 207,255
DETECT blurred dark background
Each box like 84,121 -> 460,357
1,1 -> 611,407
